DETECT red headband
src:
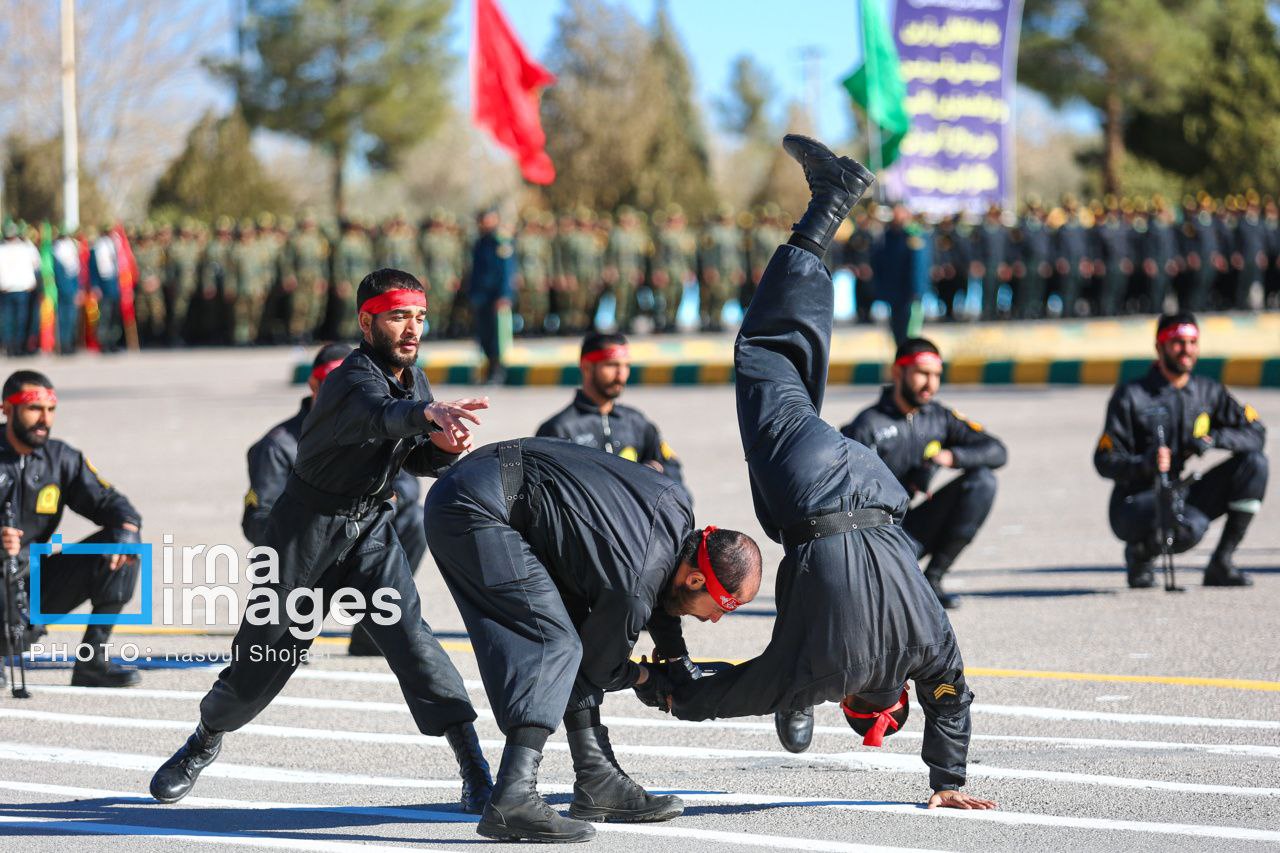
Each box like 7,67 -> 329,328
1156,323 -> 1199,344
842,688 -> 909,747
582,345 -> 630,364
310,359 -> 344,384
5,388 -> 57,407
894,351 -> 943,369
359,289 -> 427,316
697,525 -> 740,612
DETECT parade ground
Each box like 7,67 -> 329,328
2,339 -> 1278,852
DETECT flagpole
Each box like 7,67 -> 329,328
861,0 -> 884,203
61,0 -> 80,232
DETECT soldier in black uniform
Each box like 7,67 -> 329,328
932,214 -> 970,320
669,135 -> 994,813
535,333 -> 684,488
1094,312 -> 1267,588
841,338 -> 1007,609
0,370 -> 143,689
424,439 -> 762,842
150,269 -> 494,812
242,343 -> 429,656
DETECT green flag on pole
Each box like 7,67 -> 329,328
842,0 -> 911,169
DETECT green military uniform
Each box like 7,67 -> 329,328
379,217 -> 421,272
604,208 -> 650,332
200,219 -> 235,344
699,209 -> 746,331
333,222 -> 373,339
165,223 -> 202,344
563,210 -> 602,332
227,221 -> 269,345
420,216 -> 461,337
286,219 -> 330,342
255,213 -> 286,343
746,206 -> 786,310
653,208 -> 697,332
515,213 -> 553,335
131,225 -> 167,345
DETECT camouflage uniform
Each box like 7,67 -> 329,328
420,215 -> 462,337
514,213 -> 553,334
165,222 -> 202,344
698,208 -> 746,331
131,224 -> 167,344
228,220 -> 269,344
286,218 -> 330,342
200,219 -> 235,344
652,207 -> 697,332
746,205 -> 786,311
604,207 -> 650,332
333,221 -> 373,339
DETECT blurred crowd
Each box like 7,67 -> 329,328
2,189 -> 1279,356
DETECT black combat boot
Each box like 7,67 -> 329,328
567,725 -> 683,823
1124,540 -> 1156,589
476,744 -> 595,843
71,625 -> 140,687
923,540 -> 966,609
443,723 -> 494,814
150,721 -> 224,803
783,134 -> 875,255
1204,510 -> 1254,587
774,707 -> 815,753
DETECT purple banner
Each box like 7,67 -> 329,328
889,0 -> 1023,216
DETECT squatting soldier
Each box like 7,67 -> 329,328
699,206 -> 745,332
165,220 -> 202,345
603,206 -> 649,333
514,212 -> 553,335
842,338 -> 1007,609
652,206 -> 696,333
0,371 -> 144,689
1094,313 -> 1267,588
334,219 -> 373,339
286,214 -> 330,343
132,223 -> 167,345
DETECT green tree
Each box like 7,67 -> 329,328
1018,0 -> 1212,194
1125,0 -> 1280,193
148,109 -> 289,222
213,0 -> 454,215
635,1 -> 717,218
2,134 -> 109,227
716,55 -> 774,141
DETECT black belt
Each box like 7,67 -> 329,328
284,474 -> 387,520
782,507 -> 893,550
498,440 -> 526,505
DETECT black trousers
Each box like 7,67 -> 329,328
903,469 -> 998,559
1109,451 -> 1268,551
199,491 -> 475,735
425,445 -> 594,734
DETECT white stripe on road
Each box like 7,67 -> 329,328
3,708 -> 1278,798
3,752 -> 1280,845
0,778 -> 948,853
32,684 -> 1280,760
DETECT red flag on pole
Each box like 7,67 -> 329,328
472,0 -> 556,185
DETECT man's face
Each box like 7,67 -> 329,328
1158,335 -> 1199,376
662,562 -> 759,623
583,358 -> 629,401
896,361 -> 942,408
363,307 -> 427,369
4,387 -> 56,449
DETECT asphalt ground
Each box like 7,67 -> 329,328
1,345 -> 1278,852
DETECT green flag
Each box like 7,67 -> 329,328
842,0 -> 910,169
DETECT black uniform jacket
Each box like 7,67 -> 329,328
242,396 -> 421,545
842,387 -> 1007,495
442,437 -> 694,692
0,432 -> 141,576
293,340 -> 458,500
535,390 -> 685,486
1094,364 -> 1266,498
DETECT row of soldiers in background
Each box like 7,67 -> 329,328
846,191 -> 1280,329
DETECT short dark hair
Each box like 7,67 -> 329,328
581,332 -> 628,360
3,370 -> 54,400
355,268 -> 425,314
1157,311 -> 1198,335
678,528 -> 762,596
893,337 -> 940,362
313,343 -> 354,369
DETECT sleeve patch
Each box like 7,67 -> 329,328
84,457 -> 111,489
244,488 -> 259,508
659,440 -> 676,460
619,446 -> 639,462
1097,433 -> 1114,452
1245,404 -> 1259,423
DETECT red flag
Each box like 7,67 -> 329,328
472,0 -> 556,184
111,223 -> 140,351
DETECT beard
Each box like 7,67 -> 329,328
1160,348 -> 1193,376
898,378 -> 929,409
13,418 -> 50,448
661,582 -> 704,617
588,375 -> 625,401
371,322 -> 418,369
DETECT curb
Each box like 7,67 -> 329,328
292,357 -> 1280,387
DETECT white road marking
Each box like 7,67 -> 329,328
4,754 -> 1280,844
3,709 -> 1279,798
31,684 -> 1280,759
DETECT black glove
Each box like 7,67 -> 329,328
632,659 -> 676,711
657,654 -> 703,688
1190,435 -> 1214,457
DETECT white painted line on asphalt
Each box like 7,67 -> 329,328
4,709 -> 1279,798
0,778 -> 950,853
5,756 -> 1280,845
32,684 -> 1280,759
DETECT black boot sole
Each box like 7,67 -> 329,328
476,819 -> 596,843
569,796 -> 684,823
71,669 -> 141,688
